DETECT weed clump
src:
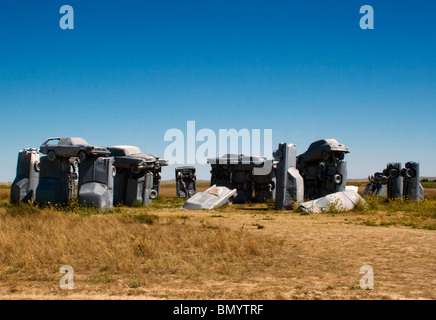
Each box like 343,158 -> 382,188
5,201 -> 41,216
134,212 -> 159,225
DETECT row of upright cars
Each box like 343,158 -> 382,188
11,137 -> 168,210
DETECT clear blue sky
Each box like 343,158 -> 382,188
1,0 -> 435,181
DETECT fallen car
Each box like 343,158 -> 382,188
181,185 -> 237,210
108,145 -> 157,174
300,190 -> 365,214
40,137 -> 110,162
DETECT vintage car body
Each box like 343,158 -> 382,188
297,139 -> 349,164
40,137 -> 110,161
207,153 -> 273,203
176,166 -> 197,198
108,145 -> 157,174
300,190 -> 365,214
181,185 -> 237,210
78,156 -> 115,211
10,148 -> 40,203
109,145 -> 168,203
297,139 -> 350,199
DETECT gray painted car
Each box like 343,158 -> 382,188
40,137 -> 110,162
181,185 -> 237,210
300,190 -> 365,214
297,139 -> 349,164
108,145 -> 157,174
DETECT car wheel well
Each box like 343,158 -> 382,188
47,150 -> 56,161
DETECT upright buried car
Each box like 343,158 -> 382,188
10,148 -> 40,203
108,145 -> 167,204
297,139 -> 350,199
40,137 -> 110,162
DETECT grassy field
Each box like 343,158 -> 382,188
421,181 -> 436,188
347,180 -> 436,189
0,183 -> 435,300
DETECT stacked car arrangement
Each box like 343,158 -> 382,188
10,137 -> 425,212
364,162 -> 424,201
10,137 -> 168,211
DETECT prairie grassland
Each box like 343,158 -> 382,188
0,186 -> 9,202
421,181 -> 436,189
0,184 -> 435,300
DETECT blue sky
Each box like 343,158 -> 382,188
1,0 -> 435,181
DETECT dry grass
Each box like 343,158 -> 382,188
349,196 -> 436,230
0,206 -> 283,299
424,188 -> 436,199
0,183 -> 435,299
0,211 -> 273,277
0,187 -> 9,203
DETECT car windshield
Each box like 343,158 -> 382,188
109,149 -> 127,156
124,146 -> 142,155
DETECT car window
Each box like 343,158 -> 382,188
109,149 -> 126,156
46,139 -> 60,145
59,138 -> 73,146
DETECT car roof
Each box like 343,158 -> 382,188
109,145 -> 142,155
43,137 -> 89,146
60,137 -> 89,146
306,139 -> 349,153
